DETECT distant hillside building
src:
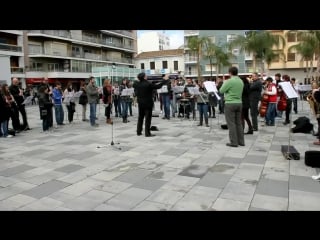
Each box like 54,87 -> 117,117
138,31 -> 170,53
135,49 -> 184,75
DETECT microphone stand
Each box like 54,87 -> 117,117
97,73 -> 121,150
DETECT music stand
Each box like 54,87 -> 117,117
279,81 -> 299,160
203,81 -> 221,132
96,66 -> 122,150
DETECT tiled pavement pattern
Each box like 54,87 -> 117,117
0,100 -> 320,211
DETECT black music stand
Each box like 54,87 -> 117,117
279,81 -> 300,160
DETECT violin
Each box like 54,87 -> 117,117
259,93 -> 268,117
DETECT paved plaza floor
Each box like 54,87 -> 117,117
0,100 -> 320,211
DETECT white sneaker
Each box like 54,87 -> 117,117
311,174 -> 320,180
6,135 -> 13,138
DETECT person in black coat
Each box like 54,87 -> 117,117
241,77 -> 253,134
133,72 -> 164,137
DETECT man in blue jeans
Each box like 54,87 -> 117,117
86,76 -> 99,127
52,82 -> 64,125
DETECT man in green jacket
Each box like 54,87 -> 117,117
219,67 -> 245,147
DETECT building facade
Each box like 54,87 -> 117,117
137,31 -> 170,53
23,30 -> 137,88
267,30 -> 316,84
184,30 -> 249,80
135,49 -> 184,75
0,30 -> 25,86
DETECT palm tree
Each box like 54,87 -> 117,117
186,36 -> 209,81
288,34 -> 316,83
203,38 -> 219,80
229,30 -> 285,73
215,46 -> 234,80
288,30 -> 320,82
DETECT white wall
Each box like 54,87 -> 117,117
138,32 -> 171,53
135,55 -> 184,74
0,55 -> 11,85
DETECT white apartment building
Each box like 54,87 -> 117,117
135,49 -> 184,75
137,31 -> 170,53
0,30 -> 25,86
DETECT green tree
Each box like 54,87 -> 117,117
229,30 -> 285,73
187,36 -> 208,81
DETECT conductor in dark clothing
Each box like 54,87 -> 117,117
133,72 -> 164,137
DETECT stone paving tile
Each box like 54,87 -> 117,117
160,175 -> 199,193
133,177 -> 167,192
197,172 -> 232,189
178,165 -> 209,178
219,181 -> 256,202
148,167 -> 182,181
60,178 -> 104,196
19,197 -> 64,210
55,164 -> 84,173
23,180 -> 70,199
251,194 -> 288,211
211,198 -> 250,211
289,175 -> 320,194
289,190 -> 320,210
0,165 -> 35,177
0,194 -> 37,210
114,169 -> 152,184
95,180 -> 132,194
255,178 -> 288,198
106,187 -> 152,209
133,200 -> 172,211
242,155 -> 267,165
146,189 -> 185,206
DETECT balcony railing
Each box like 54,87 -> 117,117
0,43 -> 22,52
184,30 -> 199,36
184,56 -> 198,62
28,30 -> 71,39
11,67 -> 24,73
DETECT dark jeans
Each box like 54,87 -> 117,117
249,98 -> 260,130
54,104 -> 64,125
113,97 -> 121,117
293,97 -> 298,113
42,117 -> 50,131
285,99 -> 292,123
225,103 -> 244,146
265,103 -> 276,125
197,103 -> 208,124
66,103 -> 75,123
137,104 -> 152,136
241,107 -> 253,130
18,104 -> 29,129
161,94 -> 171,119
105,104 -> 111,119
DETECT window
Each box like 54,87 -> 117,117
227,34 -> 237,43
150,62 -> 155,70
287,33 -> 296,42
174,61 -> 178,71
208,36 -> 215,43
162,61 -> 168,69
141,63 -> 144,70
232,49 -> 239,56
287,52 -> 295,61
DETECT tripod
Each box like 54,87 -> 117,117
96,74 -> 122,150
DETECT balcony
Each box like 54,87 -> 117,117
28,30 -> 71,39
184,30 -> 199,36
84,52 -> 102,60
0,43 -> 22,52
184,56 -> 198,62
11,67 -> 24,73
101,30 -> 134,38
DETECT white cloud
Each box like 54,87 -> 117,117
169,33 -> 184,49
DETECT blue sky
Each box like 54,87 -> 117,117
137,30 -> 184,49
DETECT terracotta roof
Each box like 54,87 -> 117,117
135,49 -> 184,59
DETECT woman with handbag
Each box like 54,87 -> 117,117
38,85 -> 53,132
63,82 -> 76,124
